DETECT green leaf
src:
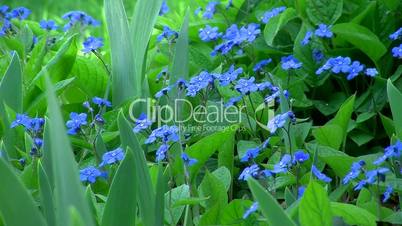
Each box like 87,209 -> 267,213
0,52 -> 22,112
32,35 -> 78,90
0,158 -> 47,226
299,180 -> 332,226
118,112 -> 155,226
45,77 -> 94,226
101,148 -> 137,226
154,164 -> 166,226
332,23 -> 387,63
264,8 -> 297,46
383,212 -> 402,225
306,0 -> 343,25
212,166 -> 231,192
38,162 -> 56,226
186,126 -> 238,180
387,79 -> 402,139
170,10 -> 189,82
247,178 -> 296,226
313,95 -> 355,150
165,185 -> 190,225
130,0 -> 163,89
198,172 -> 228,208
105,0 -> 137,105
218,134 -> 235,181
331,202 -> 377,226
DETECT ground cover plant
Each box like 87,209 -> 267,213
0,0 -> 401,225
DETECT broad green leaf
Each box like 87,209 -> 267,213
101,148 -> 137,226
131,0 -> 163,87
380,113 -> 395,137
306,0 -> 343,25
383,212 -> 402,225
264,8 -> 297,46
0,52 -> 22,112
165,184 -> 190,225
247,178 -> 296,226
313,95 -> 355,150
32,35 -> 78,90
212,166 -> 231,192
198,172 -> 228,208
45,77 -> 94,226
118,112 -> 155,226
331,202 -> 377,226
198,203 -> 222,225
24,35 -> 47,83
105,0 -> 136,106
332,23 -> 387,63
220,199 -> 254,226
0,158 -> 47,226
186,126 -> 238,180
218,134 -> 235,180
299,180 -> 332,226
387,79 -> 402,139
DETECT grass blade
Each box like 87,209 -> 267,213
247,178 -> 296,226
387,79 -> 402,139
45,77 -> 94,226
38,161 -> 56,226
130,0 -> 163,87
104,0 -> 137,106
101,148 -> 137,226
0,51 -> 22,112
118,112 -> 155,226
170,9 -> 190,83
0,158 -> 47,226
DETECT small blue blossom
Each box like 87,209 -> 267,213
194,7 -> 202,16
186,71 -> 214,97
235,77 -> 258,95
62,11 -> 100,31
11,114 -> 31,129
311,165 -> 332,183
159,1 -> 169,16
253,59 -> 272,72
92,96 -> 111,107
382,185 -> 393,203
156,143 -> 169,161
267,111 -> 293,134
216,65 -> 243,86
281,55 -> 302,70
211,41 -> 235,56
0,5 -> 9,18
271,154 -> 292,173
155,86 -> 171,98
392,44 -> 402,58
374,141 -> 402,165
224,96 -> 243,107
181,153 -> 197,166
39,20 -> 58,31
203,2 -> 219,19
10,7 -> 31,20
256,81 -> 272,91
83,101 -> 93,112
260,6 -> 286,24
292,150 -> 309,164
264,91 -> 280,104
145,125 -> 179,144
365,68 -> 378,77
66,112 -> 87,135
240,147 -> 260,162
298,186 -> 306,198
301,31 -> 313,46
238,164 -> 260,180
389,27 -> 402,40
157,26 -> 178,42
0,20 -> 11,36
82,37 -> 104,53
80,166 -> 103,183
315,24 -> 333,38
316,56 -> 351,75
99,148 -> 124,167
199,25 -> 221,42
239,23 -> 261,43
133,113 -> 152,133
312,49 -> 324,63
342,160 -> 365,184
345,61 -> 364,80
243,202 -> 258,219
34,138 -> 43,148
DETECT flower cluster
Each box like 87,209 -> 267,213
80,147 -> 125,184
62,10 -> 100,31
157,26 -> 178,43
259,6 -> 286,24
145,125 -> 179,161
390,27 -> 402,58
0,5 -> 31,36
238,150 -> 309,181
82,36 -> 104,53
316,56 -> 378,80
301,24 -> 333,46
11,114 -> 45,157
267,111 -> 295,134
